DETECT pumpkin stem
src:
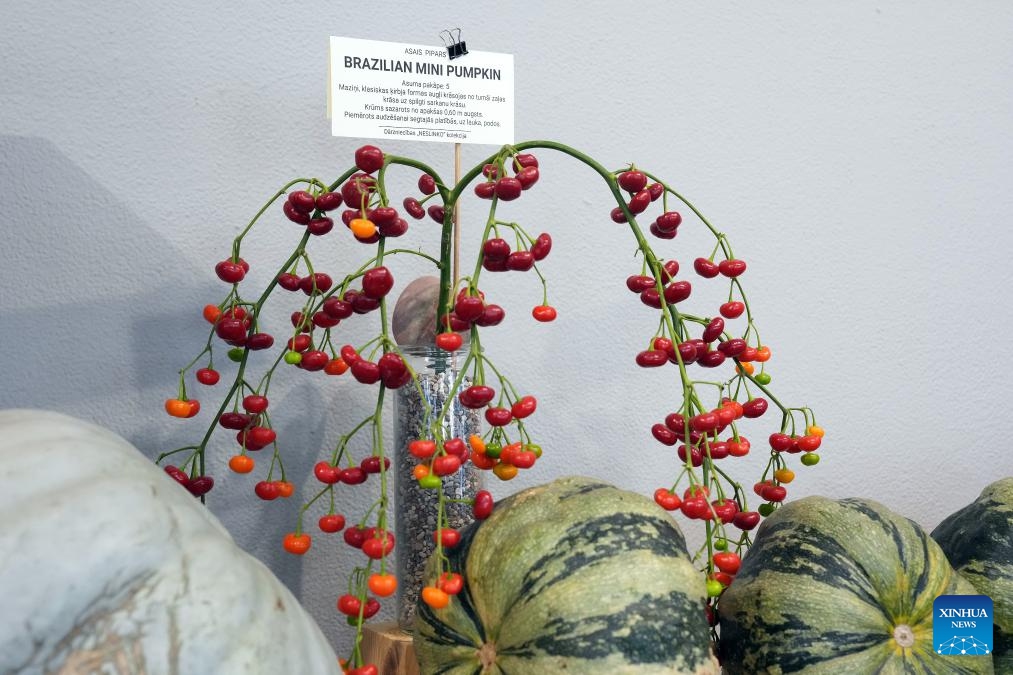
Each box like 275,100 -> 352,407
478,642 -> 497,671
893,624 -> 915,648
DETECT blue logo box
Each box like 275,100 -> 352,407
933,595 -> 994,656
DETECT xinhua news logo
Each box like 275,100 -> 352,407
933,595 -> 993,656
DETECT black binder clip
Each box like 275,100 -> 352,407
440,28 -> 468,60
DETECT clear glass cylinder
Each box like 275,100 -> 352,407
394,346 -> 481,631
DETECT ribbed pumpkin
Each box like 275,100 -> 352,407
413,476 -> 719,674
932,477 -> 1013,673
719,496 -> 993,674
0,410 -> 341,675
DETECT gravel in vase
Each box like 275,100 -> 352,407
394,346 -> 481,630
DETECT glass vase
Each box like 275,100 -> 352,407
394,346 -> 481,631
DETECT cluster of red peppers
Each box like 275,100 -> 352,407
161,140 -> 822,670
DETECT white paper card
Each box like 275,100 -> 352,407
329,36 -> 514,145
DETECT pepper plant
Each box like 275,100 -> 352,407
161,140 -> 824,673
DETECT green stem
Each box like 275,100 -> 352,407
373,385 -> 388,531
232,178 -> 321,260
440,141 -> 689,344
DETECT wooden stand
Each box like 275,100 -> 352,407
361,622 -> 420,675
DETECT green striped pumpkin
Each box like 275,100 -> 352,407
718,496 -> 993,674
932,477 -> 1013,673
413,476 -> 719,674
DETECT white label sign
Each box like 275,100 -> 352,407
328,36 -> 514,145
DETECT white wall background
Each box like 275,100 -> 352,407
2,0 -> 1012,656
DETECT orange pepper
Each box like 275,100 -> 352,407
164,398 -> 192,418
774,468 -> 795,484
228,455 -> 255,473
493,463 -> 518,481
421,586 -> 450,609
468,434 -> 486,454
349,218 -> 376,238
202,304 -> 221,324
